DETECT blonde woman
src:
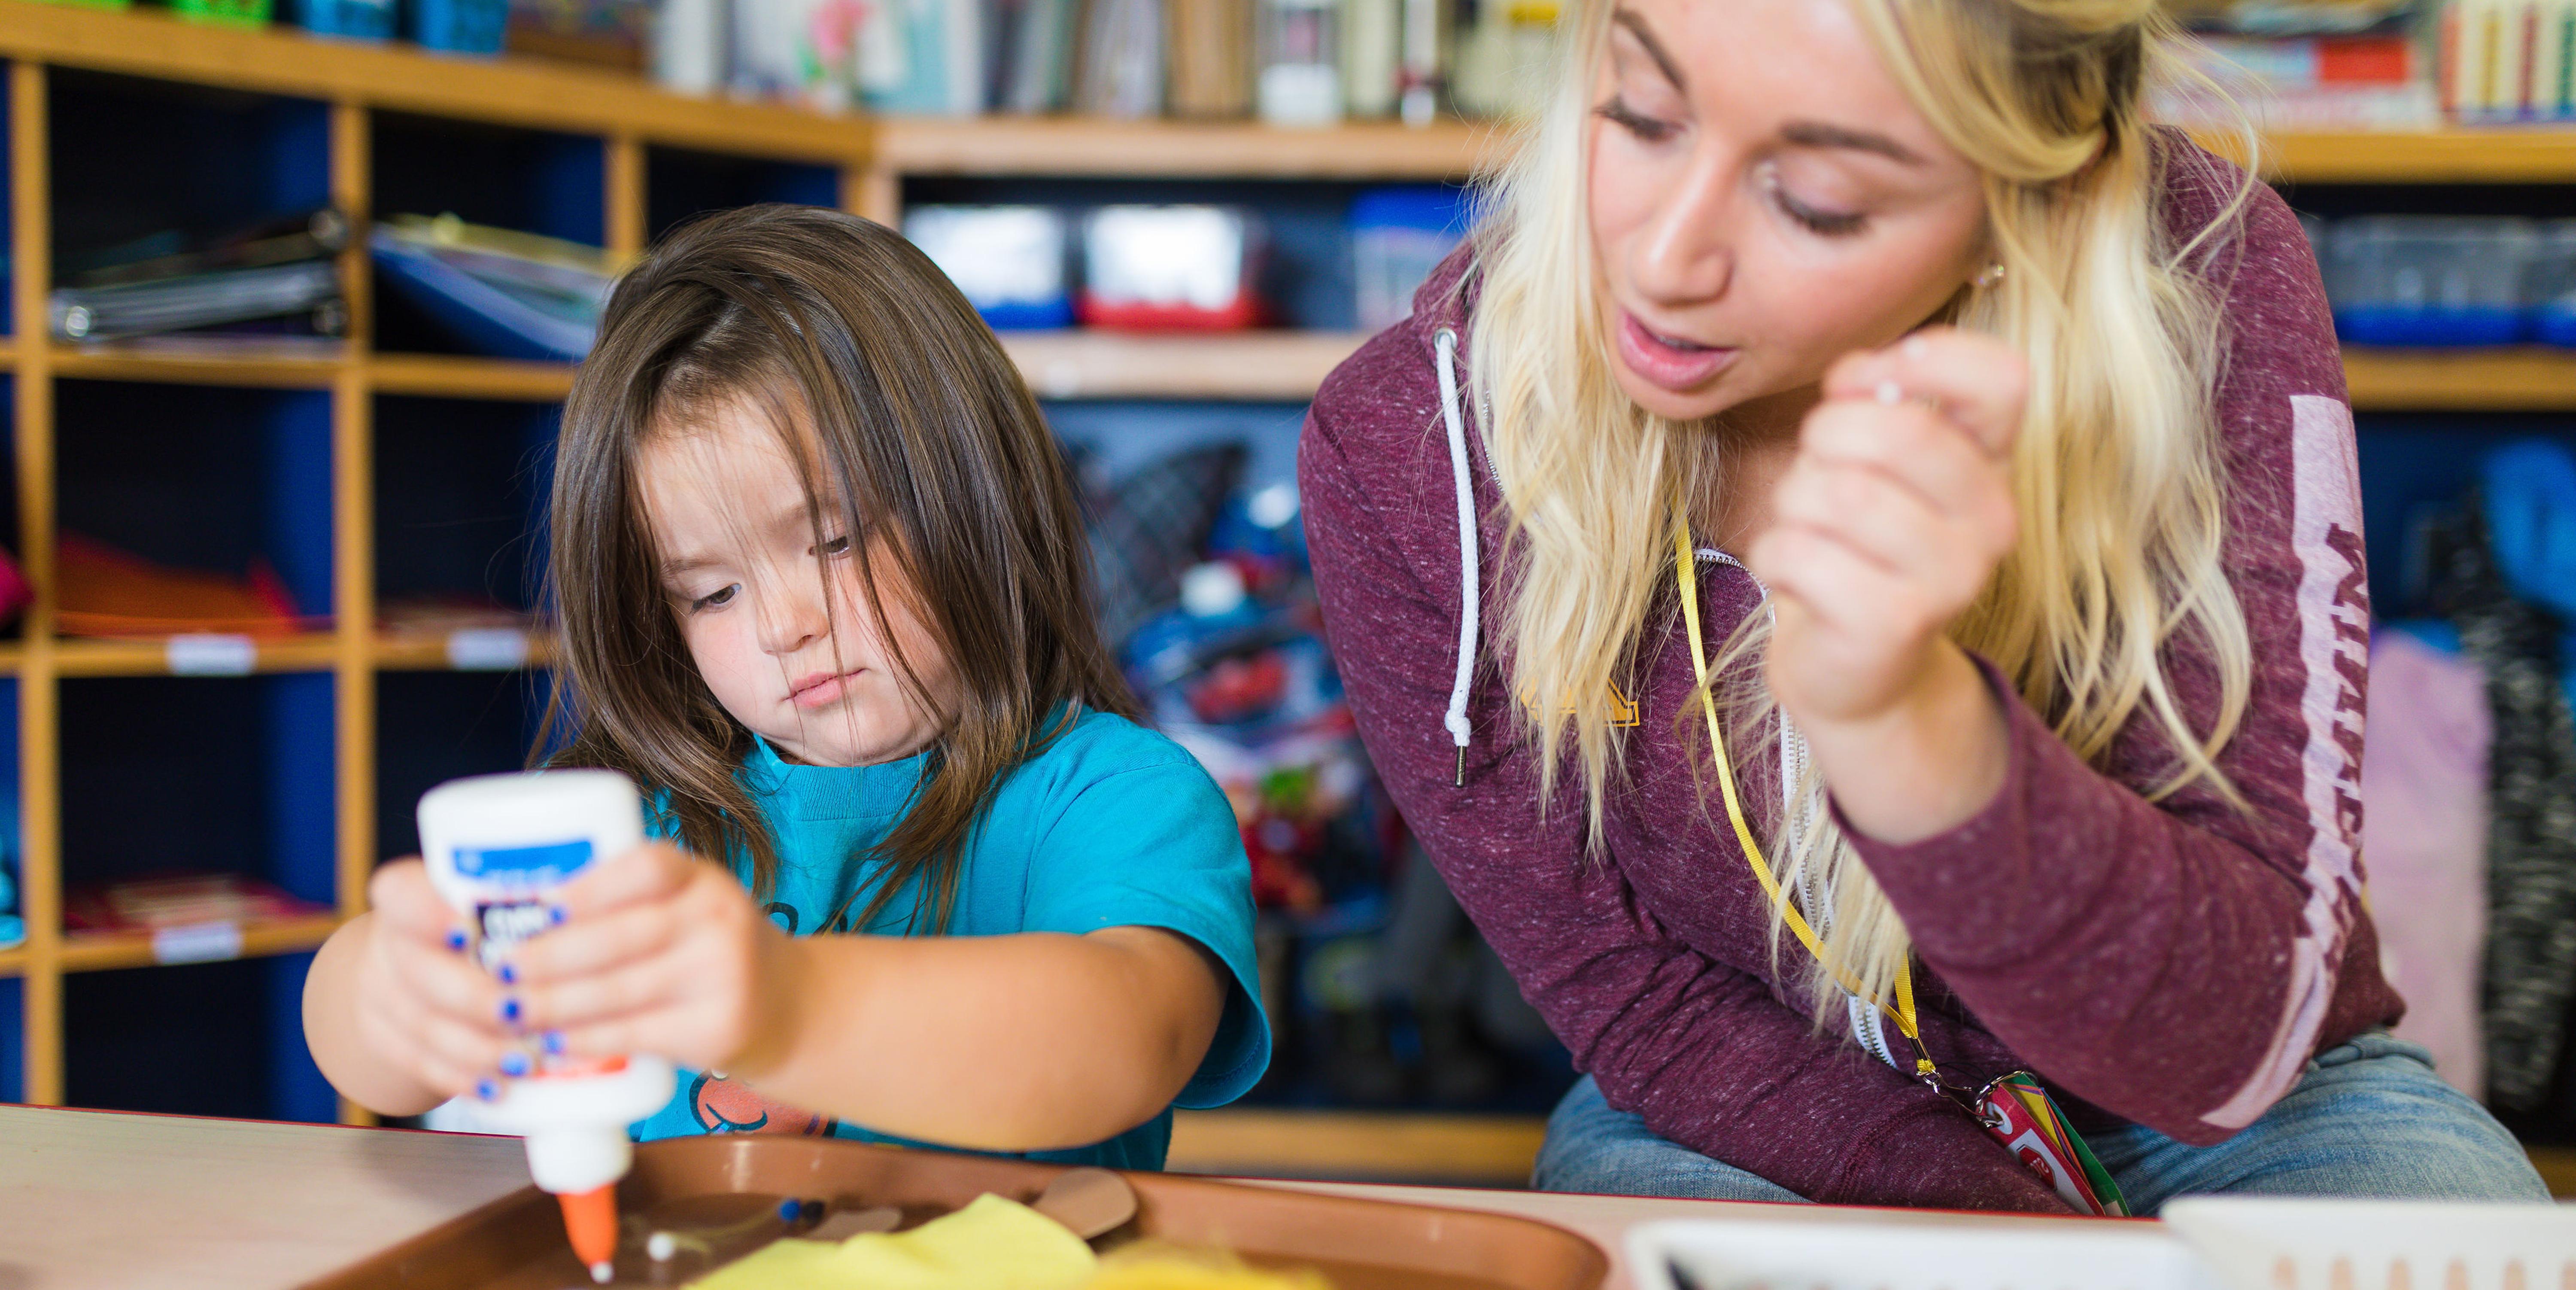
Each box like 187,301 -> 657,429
1300,0 -> 2544,1210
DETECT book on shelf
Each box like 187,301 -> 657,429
1169,0 -> 1256,118
371,213 -> 614,362
50,207 -> 350,343
2442,0 -> 2576,122
63,874 -> 327,935
1078,0 -> 1170,116
2163,30 -> 2442,128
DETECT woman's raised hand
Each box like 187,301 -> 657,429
1743,327 -> 2026,838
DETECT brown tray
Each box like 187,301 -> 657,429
301,1135 -> 1610,1290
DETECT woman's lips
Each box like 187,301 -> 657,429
789,669 -> 863,709
1616,310 -> 1740,392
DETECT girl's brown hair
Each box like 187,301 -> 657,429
541,203 -> 1138,933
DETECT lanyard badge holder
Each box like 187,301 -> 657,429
1671,525 -> 2129,1218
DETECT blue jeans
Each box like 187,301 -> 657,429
1532,1033 -> 2548,1214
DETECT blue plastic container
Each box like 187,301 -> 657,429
411,0 -> 507,54
2532,222 -> 2576,350
2322,216 -> 2539,347
298,0 -> 394,39
902,206 -> 1074,332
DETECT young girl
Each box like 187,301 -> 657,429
305,204 -> 1267,1168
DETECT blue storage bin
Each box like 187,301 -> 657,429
902,206 -> 1074,332
2324,216 -> 2539,347
1351,185 -> 1473,332
411,0 -> 507,54
297,0 -> 393,39
2531,221 -> 2576,350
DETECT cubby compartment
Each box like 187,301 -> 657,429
47,71 -> 333,346
370,113 -> 606,357
54,380 -> 332,636
375,669 -> 550,864
60,674 -> 334,899
2357,414 -> 2576,614
55,672 -> 335,1122
647,146 -> 839,242
64,955 -> 332,1122
373,395 -> 558,627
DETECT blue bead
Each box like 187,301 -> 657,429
496,963 -> 516,985
499,1051 -> 529,1077
542,1030 -> 566,1055
475,1080 -> 499,1101
500,998 -> 521,1024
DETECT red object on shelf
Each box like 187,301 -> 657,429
55,534 -> 320,638
62,873 -> 327,932
1073,293 -> 1265,331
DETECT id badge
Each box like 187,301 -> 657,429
1971,1071 -> 2130,1217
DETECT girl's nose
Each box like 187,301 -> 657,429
755,577 -> 832,657
1631,151 -> 1737,307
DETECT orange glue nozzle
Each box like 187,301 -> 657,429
559,1184 -> 618,1284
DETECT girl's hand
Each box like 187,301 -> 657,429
497,842 -> 800,1074
351,861 -> 514,1100
1746,327 -> 2026,730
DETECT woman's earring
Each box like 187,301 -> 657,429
1972,261 -> 2007,289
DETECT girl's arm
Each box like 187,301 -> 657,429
505,846 -> 1227,1152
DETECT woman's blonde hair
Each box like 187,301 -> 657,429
1471,0 -> 2257,1019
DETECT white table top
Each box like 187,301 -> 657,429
0,1103 -> 2047,1290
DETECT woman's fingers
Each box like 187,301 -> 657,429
1798,399 -> 1999,522
1771,455 -> 1941,576
1823,327 -> 2030,457
1748,522 -> 1926,641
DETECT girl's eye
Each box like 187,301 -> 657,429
1762,164 -> 1867,237
815,534 -> 853,557
1596,96 -> 1678,145
690,584 -> 740,613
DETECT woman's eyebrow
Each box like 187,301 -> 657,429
1780,120 -> 1925,165
1610,9 -> 1688,91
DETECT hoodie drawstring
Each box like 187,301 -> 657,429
1436,328 -> 1479,787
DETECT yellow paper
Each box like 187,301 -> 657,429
689,1237 -> 852,1290
690,1193 -> 1099,1290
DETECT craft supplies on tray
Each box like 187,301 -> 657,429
302,1135 -> 1609,1289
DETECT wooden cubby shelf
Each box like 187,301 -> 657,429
2341,347 -> 2576,411
369,354 -> 579,402
54,913 -> 346,975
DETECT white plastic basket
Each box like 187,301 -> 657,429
1628,1216 -> 2222,1290
2162,1199 -> 2576,1290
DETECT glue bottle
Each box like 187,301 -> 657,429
419,769 -> 675,1285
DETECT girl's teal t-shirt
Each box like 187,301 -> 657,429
628,710 -> 1270,1170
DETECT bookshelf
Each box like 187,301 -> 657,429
0,0 -> 867,1119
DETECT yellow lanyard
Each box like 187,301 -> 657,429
1670,523 -> 1941,1082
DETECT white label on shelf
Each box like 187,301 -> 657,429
447,628 -> 531,671
165,633 -> 256,675
152,920 -> 244,965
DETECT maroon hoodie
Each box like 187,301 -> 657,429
1299,143 -> 2402,1213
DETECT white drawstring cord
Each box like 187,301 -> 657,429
1436,328 -> 1479,786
